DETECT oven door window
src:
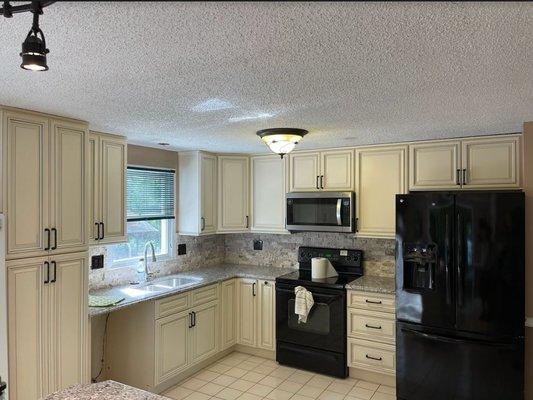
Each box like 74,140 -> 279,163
288,198 -> 343,226
287,300 -> 330,334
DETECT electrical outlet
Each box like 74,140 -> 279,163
91,255 -> 104,270
178,243 -> 186,255
253,240 -> 263,250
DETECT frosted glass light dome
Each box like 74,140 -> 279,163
256,128 -> 308,158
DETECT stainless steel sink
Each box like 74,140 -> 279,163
120,276 -> 203,298
154,277 -> 202,288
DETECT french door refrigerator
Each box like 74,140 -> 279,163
395,192 -> 524,400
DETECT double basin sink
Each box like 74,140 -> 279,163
120,276 -> 203,298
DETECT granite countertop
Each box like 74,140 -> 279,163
347,275 -> 396,294
89,264 -> 294,317
44,380 -> 164,399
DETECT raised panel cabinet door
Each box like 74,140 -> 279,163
101,137 -> 127,243
200,153 -> 217,234
191,301 -> 219,364
155,310 -> 190,384
409,141 -> 461,190
87,134 -> 101,244
258,280 -> 276,351
461,136 -> 521,189
251,155 -> 287,233
221,280 -> 237,349
238,279 -> 257,347
50,120 -> 88,253
321,150 -> 354,191
7,257 -> 47,400
289,152 -> 320,191
355,145 -> 407,238
4,111 -> 50,259
218,156 -> 249,231
48,252 -> 87,392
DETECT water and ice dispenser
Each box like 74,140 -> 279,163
402,243 -> 437,290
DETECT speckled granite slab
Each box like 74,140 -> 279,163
89,264 -> 295,317
44,380 -> 164,399
347,275 -> 396,294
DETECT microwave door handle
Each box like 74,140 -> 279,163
336,199 -> 342,226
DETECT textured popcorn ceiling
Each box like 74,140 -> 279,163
0,2 -> 532,153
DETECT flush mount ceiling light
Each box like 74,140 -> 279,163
256,128 -> 308,159
1,1 -> 55,71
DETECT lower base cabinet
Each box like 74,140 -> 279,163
7,253 -> 88,400
106,284 -> 220,391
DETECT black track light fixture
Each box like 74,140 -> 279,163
1,1 -> 56,71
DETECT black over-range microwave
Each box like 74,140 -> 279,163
286,192 -> 355,233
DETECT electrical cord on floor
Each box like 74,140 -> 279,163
92,313 -> 110,383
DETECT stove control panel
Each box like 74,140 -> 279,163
298,246 -> 362,267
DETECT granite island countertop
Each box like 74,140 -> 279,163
44,380 -> 165,399
347,275 -> 396,294
89,264 -> 295,317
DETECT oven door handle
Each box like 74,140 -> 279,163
336,199 -> 342,226
276,287 -> 343,300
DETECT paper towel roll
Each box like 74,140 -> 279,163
311,258 -> 338,279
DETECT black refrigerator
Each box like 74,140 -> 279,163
395,192 -> 524,400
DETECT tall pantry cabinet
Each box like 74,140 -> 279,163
1,108 -> 89,400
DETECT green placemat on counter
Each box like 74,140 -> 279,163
89,295 -> 125,307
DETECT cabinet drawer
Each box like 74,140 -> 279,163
192,284 -> 219,306
348,338 -> 396,376
155,292 -> 190,319
348,309 -> 395,343
348,291 -> 395,314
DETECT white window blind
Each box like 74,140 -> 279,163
127,167 -> 175,221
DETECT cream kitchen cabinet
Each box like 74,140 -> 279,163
7,252 -> 88,400
218,155 -> 250,232
178,151 -> 218,235
355,145 -> 407,238
2,109 -> 89,260
409,135 -> 521,190
106,284 -> 220,392
289,149 -> 353,192
88,131 -> 127,244
221,279 -> 237,350
237,278 -> 276,351
251,155 -> 288,233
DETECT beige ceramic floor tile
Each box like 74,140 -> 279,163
241,371 -> 266,383
277,380 -> 304,393
317,390 -> 344,400
292,395 -> 315,400
269,368 -> 294,379
226,367 -> 248,379
212,375 -> 238,387
376,385 -> 395,395
247,383 -> 274,397
229,379 -> 256,392
266,388 -> 294,400
198,382 -> 226,396
307,376 -> 334,390
259,376 -> 286,388
260,360 -> 279,368
221,358 -> 245,367
209,363 -> 233,374
253,364 -> 277,375
326,381 -> 353,395
296,385 -> 324,399
216,387 -> 244,400
355,381 -> 379,391
240,361 -> 259,371
195,370 -> 221,382
246,356 -> 265,365
182,378 -> 208,391
163,386 -> 193,400
183,392 -> 211,400
370,393 -> 395,400
347,386 -> 375,400
287,371 -> 314,384
237,393 -> 263,400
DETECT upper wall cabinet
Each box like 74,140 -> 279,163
251,155 -> 287,234
88,131 -> 127,244
2,109 -> 89,260
178,151 -> 217,235
409,135 -> 521,190
355,145 -> 408,238
218,155 -> 249,233
289,149 -> 353,192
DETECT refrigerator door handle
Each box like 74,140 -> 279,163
444,213 -> 452,305
457,212 -> 464,306
400,328 -> 517,349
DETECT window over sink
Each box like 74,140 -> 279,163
107,166 -> 175,268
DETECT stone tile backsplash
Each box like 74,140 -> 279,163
89,232 -> 395,290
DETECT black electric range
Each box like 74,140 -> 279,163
275,246 -> 363,378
